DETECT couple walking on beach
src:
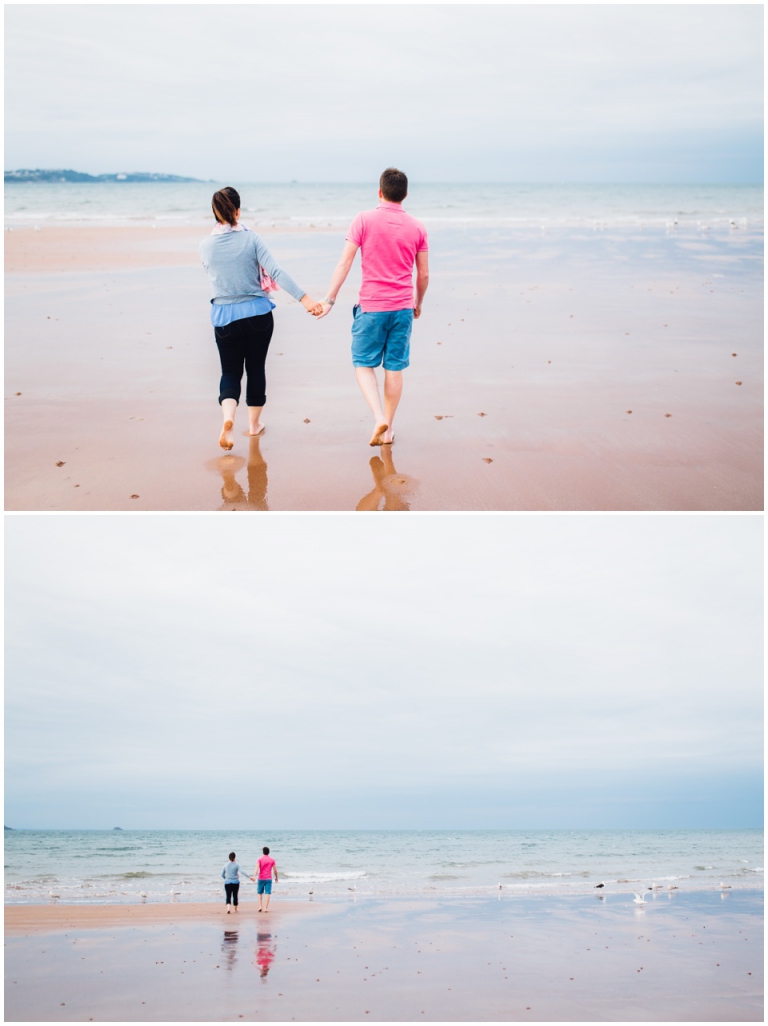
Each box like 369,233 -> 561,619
199,168 -> 429,451
221,848 -> 278,913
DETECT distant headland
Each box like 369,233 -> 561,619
5,169 -> 205,183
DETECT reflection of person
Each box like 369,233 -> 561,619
200,187 -> 322,451
256,932 -> 276,980
216,435 -> 268,511
250,846 -> 278,912
318,168 -> 429,447
221,851 -> 247,913
356,450 -> 417,511
221,929 -> 239,971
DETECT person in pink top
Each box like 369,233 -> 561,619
318,168 -> 430,446
250,846 -> 278,912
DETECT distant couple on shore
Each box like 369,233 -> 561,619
221,848 -> 278,913
199,168 -> 429,450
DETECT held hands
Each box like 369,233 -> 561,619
301,295 -> 324,317
315,301 -> 334,320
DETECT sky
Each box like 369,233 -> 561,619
4,4 -> 764,183
5,514 -> 763,830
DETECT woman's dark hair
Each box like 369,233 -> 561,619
212,187 -> 241,226
263,846 -> 270,855
380,168 -> 408,203
229,852 -> 236,861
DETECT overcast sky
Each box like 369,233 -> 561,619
4,4 -> 763,182
5,514 -> 762,830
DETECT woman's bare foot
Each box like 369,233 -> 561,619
219,419 -> 235,450
380,429 -> 395,445
248,422 -> 265,436
369,422 -> 389,446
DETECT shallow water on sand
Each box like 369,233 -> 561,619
4,892 -> 763,1021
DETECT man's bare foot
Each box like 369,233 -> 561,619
369,422 -> 389,446
248,423 -> 265,437
219,419 -> 235,450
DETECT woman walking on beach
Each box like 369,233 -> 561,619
221,851 -> 247,913
200,187 -> 322,450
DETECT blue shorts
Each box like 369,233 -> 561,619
351,305 -> 413,371
257,879 -> 272,894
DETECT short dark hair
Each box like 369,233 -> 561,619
263,846 -> 270,855
229,852 -> 236,861
380,168 -> 408,203
212,187 -> 240,226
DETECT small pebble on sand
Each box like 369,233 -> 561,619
483,457 -> 493,464
732,352 -> 738,356
478,412 -> 487,417
130,494 -> 139,499
15,392 -> 21,396
627,410 -> 632,414
665,413 -> 672,418
303,418 -> 310,423
55,461 -> 65,467
735,381 -> 742,386
435,415 -> 443,420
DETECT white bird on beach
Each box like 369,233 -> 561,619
594,882 -> 605,889
140,891 -> 148,900
348,886 -> 356,892
720,882 -> 732,890
632,890 -> 652,904
49,890 -> 61,901
170,888 -> 181,900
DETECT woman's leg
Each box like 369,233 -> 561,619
243,313 -> 274,434
225,882 -> 234,909
232,883 -> 239,910
215,323 -> 246,450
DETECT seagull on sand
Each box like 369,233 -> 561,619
632,890 -> 652,905
140,891 -> 148,901
594,883 -> 605,889
49,889 -> 61,901
170,888 -> 181,900
720,882 -> 732,890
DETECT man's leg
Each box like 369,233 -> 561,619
381,371 -> 403,444
257,883 -> 263,912
264,883 -> 271,912
354,367 -> 389,446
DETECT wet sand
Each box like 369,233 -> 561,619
5,224 -> 762,511
4,891 -> 763,1021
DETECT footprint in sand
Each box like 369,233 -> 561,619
303,418 -> 311,423
55,461 -> 65,467
435,415 -> 443,420
483,458 -> 493,464
665,413 -> 672,418
478,412 -> 487,417
735,381 -> 742,386
627,410 -> 632,414
130,494 -> 139,499
732,352 -> 738,356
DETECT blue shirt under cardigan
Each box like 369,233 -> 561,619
200,230 -> 305,327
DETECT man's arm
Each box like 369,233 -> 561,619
316,240 -> 359,318
273,863 -> 278,883
414,250 -> 429,319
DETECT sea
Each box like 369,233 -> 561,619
3,181 -> 763,231
4,829 -> 762,906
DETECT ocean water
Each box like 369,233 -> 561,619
3,182 -> 763,230
4,829 -> 762,906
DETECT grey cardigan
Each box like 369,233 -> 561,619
200,230 -> 305,305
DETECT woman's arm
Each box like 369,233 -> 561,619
252,236 -> 321,314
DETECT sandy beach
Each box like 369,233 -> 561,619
4,891 -> 763,1021
5,222 -> 762,511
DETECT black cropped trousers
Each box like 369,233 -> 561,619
215,311 -> 274,407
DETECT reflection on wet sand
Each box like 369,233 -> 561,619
356,447 -> 418,511
211,435 -> 269,511
221,929 -> 239,971
255,931 -> 276,980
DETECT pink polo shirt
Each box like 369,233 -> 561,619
258,855 -> 275,880
347,202 -> 428,312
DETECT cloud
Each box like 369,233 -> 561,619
4,514 -> 763,828
4,5 -> 763,181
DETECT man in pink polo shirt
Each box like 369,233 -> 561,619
318,168 -> 429,446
